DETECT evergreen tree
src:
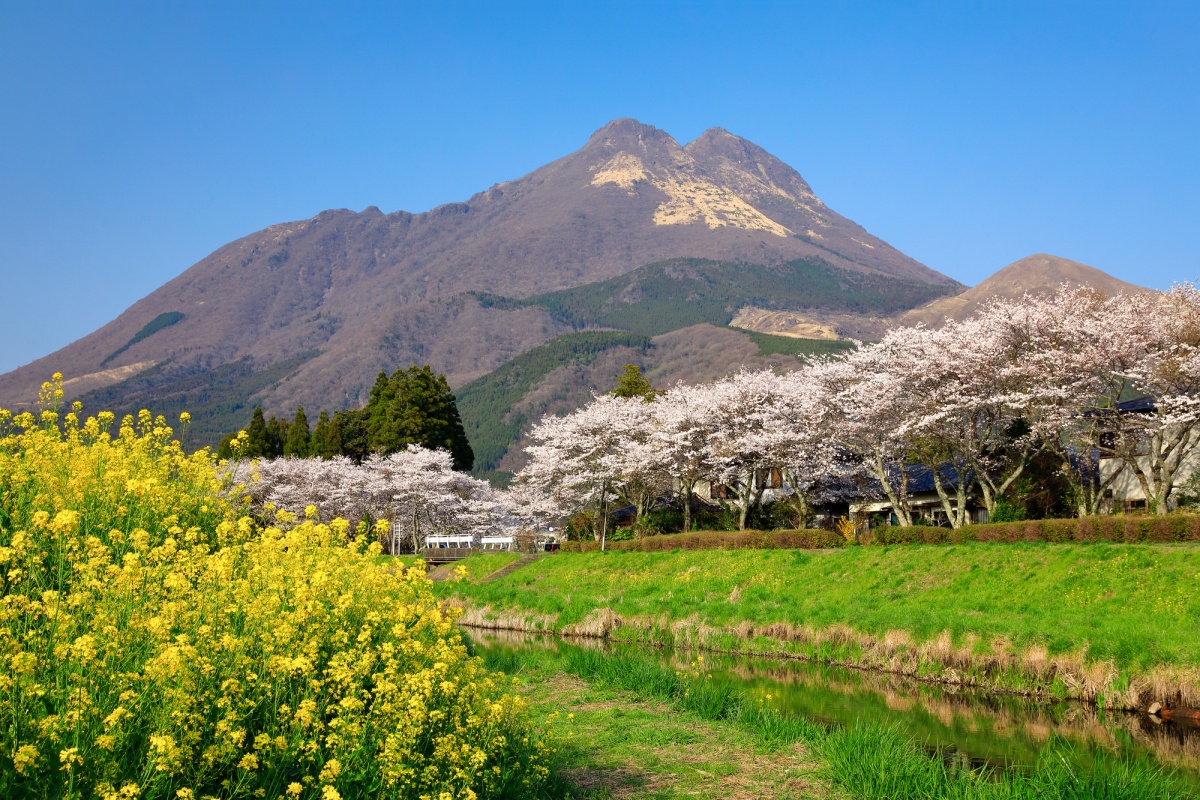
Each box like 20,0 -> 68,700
265,415 -> 285,459
335,408 -> 371,463
217,431 -> 237,460
610,364 -> 657,401
283,406 -> 311,457
311,410 -> 342,459
244,407 -> 270,458
365,365 -> 474,470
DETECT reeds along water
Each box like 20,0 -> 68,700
456,598 -> 1200,711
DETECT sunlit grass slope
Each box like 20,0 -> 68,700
444,545 -> 1200,705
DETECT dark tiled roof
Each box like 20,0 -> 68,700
1116,396 -> 1156,413
843,463 -> 971,499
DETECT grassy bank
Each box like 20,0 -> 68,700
477,638 -> 1193,800
441,544 -> 1200,708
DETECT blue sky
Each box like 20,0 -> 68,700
1,1 -> 1197,374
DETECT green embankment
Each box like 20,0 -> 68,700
452,551 -> 523,581
444,544 -> 1200,704
454,331 -> 652,483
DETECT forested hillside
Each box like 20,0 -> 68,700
472,257 -> 955,337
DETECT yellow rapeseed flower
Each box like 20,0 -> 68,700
13,744 -> 39,774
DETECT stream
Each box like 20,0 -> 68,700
467,627 -> 1200,789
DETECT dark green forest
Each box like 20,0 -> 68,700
217,365 -> 474,470
470,256 -> 954,336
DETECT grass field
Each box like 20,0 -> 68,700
442,544 -> 1200,707
475,638 -> 1194,800
452,550 -> 523,581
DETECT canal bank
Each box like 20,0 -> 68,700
466,629 -> 1200,799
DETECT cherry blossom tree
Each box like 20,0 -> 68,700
506,282 -> 1198,531
774,366 -> 860,526
647,382 -> 721,532
1084,284 -> 1200,513
707,370 -> 802,530
515,394 -> 654,548
228,445 -> 506,552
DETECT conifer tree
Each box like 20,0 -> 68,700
335,408 -> 371,463
610,364 -> 657,401
266,416 -> 285,459
365,365 -> 474,470
244,407 -> 270,458
311,409 -> 342,459
284,406 -> 311,457
216,431 -> 237,460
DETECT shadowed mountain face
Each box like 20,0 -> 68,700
0,118 -> 957,442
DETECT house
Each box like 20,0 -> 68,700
848,464 -> 989,528
1097,397 -> 1200,512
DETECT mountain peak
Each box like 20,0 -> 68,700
901,254 -> 1146,326
586,118 -> 676,149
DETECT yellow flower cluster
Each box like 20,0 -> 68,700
0,376 -> 552,799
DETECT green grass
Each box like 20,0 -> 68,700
453,551 -> 524,581
477,640 -> 1192,800
444,544 -> 1200,688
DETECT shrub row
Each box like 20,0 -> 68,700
560,527 -> 846,552
866,513 -> 1200,546
554,514 -> 1200,554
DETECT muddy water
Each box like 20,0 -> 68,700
468,627 -> 1200,788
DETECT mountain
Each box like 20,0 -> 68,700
900,254 -> 1146,326
0,118 -> 957,446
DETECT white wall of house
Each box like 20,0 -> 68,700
1100,449 -> 1200,507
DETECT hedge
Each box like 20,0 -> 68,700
559,528 -> 846,553
866,513 -> 1200,546
553,514 -> 1200,553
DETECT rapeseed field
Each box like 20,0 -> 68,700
0,377 -> 551,799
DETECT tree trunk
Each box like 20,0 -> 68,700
932,465 -> 969,529
600,482 -> 609,551
682,478 -> 696,532
871,454 -> 913,527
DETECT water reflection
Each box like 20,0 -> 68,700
466,627 -> 1200,786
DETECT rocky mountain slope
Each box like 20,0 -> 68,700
0,119 -> 956,437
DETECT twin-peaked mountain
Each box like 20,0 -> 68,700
0,119 -> 958,445
0,118 -> 1135,481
